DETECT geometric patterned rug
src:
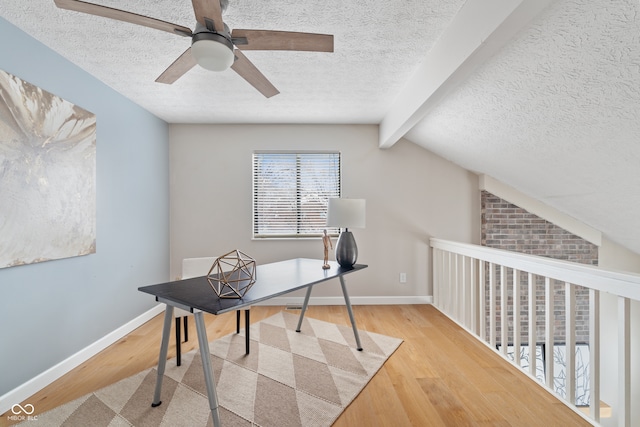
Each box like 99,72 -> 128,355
24,311 -> 402,426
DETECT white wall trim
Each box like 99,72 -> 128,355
479,174 -> 602,246
0,304 -> 165,415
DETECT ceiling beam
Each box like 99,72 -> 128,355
379,0 -> 556,149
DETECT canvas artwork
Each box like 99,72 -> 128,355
0,70 -> 96,269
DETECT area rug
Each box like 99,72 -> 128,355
27,311 -> 402,426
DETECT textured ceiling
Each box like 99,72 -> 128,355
406,0 -> 640,256
2,0 -> 640,258
1,0 -> 465,123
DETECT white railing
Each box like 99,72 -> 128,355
430,238 -> 640,427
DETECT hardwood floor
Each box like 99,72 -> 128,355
2,305 -> 591,427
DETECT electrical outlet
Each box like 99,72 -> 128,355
399,272 -> 407,283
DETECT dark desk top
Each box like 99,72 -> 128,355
138,258 -> 368,315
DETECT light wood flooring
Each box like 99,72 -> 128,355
3,305 -> 591,426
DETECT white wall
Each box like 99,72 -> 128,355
0,18 -> 169,399
597,237 -> 640,427
169,124 -> 479,300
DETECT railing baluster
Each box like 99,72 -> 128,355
513,269 -> 521,367
461,255 -> 467,328
589,288 -> 600,422
435,248 -> 440,308
450,253 -> 455,317
565,282 -> 575,405
471,258 -> 478,335
545,277 -> 554,389
479,260 -> 486,341
437,251 -> 443,311
528,272 -> 536,378
501,265 -> 508,356
619,296 -> 630,427
454,253 -> 459,321
441,251 -> 448,313
447,251 -> 453,315
489,262 -> 496,348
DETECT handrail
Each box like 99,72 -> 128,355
430,238 -> 638,427
431,238 -> 640,300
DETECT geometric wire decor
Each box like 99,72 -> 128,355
206,249 -> 256,298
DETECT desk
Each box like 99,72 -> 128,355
138,258 -> 367,427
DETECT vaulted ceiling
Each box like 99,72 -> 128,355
3,0 -> 640,256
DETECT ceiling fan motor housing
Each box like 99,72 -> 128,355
191,23 -> 235,71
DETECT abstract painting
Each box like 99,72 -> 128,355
0,70 -> 96,268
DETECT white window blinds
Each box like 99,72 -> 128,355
252,152 -> 341,238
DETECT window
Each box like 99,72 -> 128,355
252,151 -> 341,238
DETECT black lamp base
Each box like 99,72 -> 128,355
335,229 -> 358,268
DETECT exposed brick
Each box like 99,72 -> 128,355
481,191 -> 597,344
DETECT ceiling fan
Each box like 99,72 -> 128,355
53,0 -> 334,97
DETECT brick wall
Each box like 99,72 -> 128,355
481,191 -> 598,344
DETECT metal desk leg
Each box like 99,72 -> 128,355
339,276 -> 363,351
245,309 -> 250,354
152,305 -> 174,407
194,311 -> 221,427
296,285 -> 313,332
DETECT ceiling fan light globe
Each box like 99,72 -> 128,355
192,35 -> 235,72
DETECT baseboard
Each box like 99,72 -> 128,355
0,304 -> 165,416
256,295 -> 433,306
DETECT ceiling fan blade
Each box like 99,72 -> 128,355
191,0 -> 225,32
230,49 -> 279,98
231,30 -> 333,52
54,0 -> 192,37
155,48 -> 197,84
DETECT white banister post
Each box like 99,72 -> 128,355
565,282 -> 575,405
471,258 -> 477,335
501,265 -> 508,356
439,249 -> 445,310
438,252 -> 444,311
433,248 -> 439,308
454,253 -> 460,321
589,288 -> 600,422
513,269 -> 521,367
489,263 -> 496,349
447,251 -> 453,315
545,277 -> 555,390
442,251 -> 448,313
528,272 -> 537,378
479,260 -> 486,341
618,296 -> 630,427
450,252 -> 456,316
461,255 -> 467,328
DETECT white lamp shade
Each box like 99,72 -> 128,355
327,198 -> 366,229
192,38 -> 235,72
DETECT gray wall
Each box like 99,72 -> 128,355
169,124 -> 480,298
0,18 -> 170,395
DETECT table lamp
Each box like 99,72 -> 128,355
327,198 -> 366,268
